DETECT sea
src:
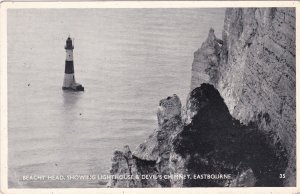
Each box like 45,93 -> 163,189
7,8 -> 225,188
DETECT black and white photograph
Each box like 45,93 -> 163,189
0,1 -> 298,193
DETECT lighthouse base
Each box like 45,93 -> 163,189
62,84 -> 84,91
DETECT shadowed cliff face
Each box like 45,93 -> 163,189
173,83 -> 287,187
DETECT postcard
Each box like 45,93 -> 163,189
0,1 -> 299,194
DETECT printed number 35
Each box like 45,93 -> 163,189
279,174 -> 286,178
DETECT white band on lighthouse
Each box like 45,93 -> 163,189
63,73 -> 76,88
66,50 -> 73,61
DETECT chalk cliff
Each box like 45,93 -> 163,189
107,8 -> 295,187
191,8 -> 295,186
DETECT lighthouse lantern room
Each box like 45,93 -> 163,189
62,37 -> 84,91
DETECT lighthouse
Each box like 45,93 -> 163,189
62,37 -> 84,91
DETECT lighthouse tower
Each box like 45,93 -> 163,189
62,37 -> 84,91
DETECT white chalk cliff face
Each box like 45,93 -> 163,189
191,8 -> 295,186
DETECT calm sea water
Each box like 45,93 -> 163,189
8,9 -> 225,188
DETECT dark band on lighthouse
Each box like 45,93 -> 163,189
65,61 -> 74,74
